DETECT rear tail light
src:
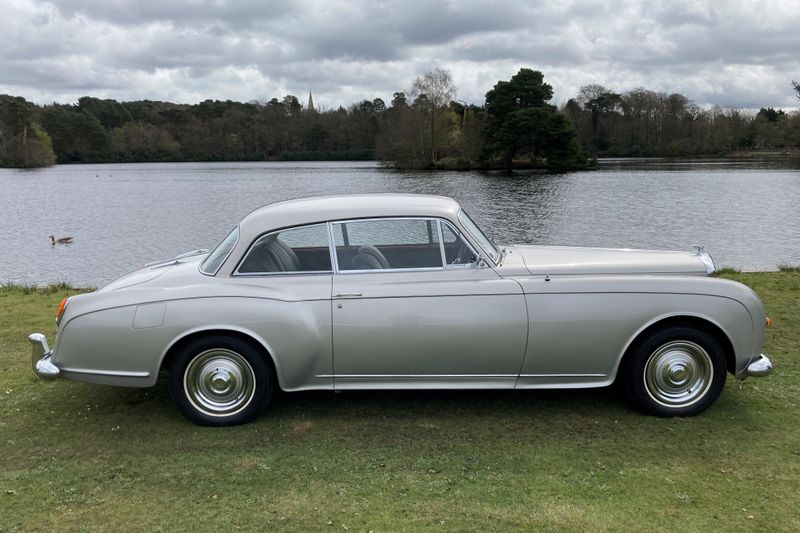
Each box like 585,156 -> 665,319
56,297 -> 70,325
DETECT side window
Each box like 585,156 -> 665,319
200,226 -> 238,275
333,219 -> 442,271
441,222 -> 478,266
237,223 -> 332,274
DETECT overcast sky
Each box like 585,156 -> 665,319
2,0 -> 799,110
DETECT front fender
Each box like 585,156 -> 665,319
514,275 -> 763,387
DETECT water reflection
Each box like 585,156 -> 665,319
0,159 -> 797,286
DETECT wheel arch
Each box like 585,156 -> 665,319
159,326 -> 282,390
613,314 -> 736,382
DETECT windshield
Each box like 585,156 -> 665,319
457,210 -> 500,262
200,226 -> 239,275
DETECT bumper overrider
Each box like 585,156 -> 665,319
28,333 -> 60,379
745,353 -> 773,378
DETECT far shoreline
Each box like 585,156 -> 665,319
3,148 -> 798,171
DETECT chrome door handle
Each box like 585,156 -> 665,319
333,292 -> 363,298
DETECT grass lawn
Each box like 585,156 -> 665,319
1,272 -> 798,531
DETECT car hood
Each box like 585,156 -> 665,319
510,244 -> 713,276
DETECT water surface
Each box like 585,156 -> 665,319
1,159 -> 797,286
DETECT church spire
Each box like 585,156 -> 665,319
307,91 -> 315,113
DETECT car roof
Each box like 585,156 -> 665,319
239,194 -> 462,237
215,194 -> 469,276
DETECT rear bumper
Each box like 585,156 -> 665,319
745,353 -> 773,378
28,333 -> 60,379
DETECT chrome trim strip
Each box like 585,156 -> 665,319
316,374 -> 518,378
61,367 -> 151,378
147,249 -> 209,268
436,219 -> 447,267
519,373 -> 607,378
200,226 -> 239,276
338,266 -> 445,274
333,216 -> 446,224
327,221 -> 340,273
234,270 -> 332,277
317,373 -> 607,379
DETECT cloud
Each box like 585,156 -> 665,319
0,0 -> 798,109
45,0 -> 298,29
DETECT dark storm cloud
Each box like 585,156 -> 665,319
1,0 -> 798,109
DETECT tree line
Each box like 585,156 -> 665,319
564,83 -> 800,157
1,70 -> 799,169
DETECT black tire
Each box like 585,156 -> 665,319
168,335 -> 274,426
622,326 -> 727,417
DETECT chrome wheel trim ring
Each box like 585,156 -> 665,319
643,340 -> 713,408
183,348 -> 256,417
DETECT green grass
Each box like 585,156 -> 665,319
1,272 -> 798,531
711,266 -> 742,276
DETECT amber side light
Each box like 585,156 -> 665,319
766,317 -> 773,328
56,297 -> 69,325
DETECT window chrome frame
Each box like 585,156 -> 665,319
228,215 -> 490,278
232,222 -> 334,277
330,216 -> 482,275
327,221 -> 341,273
456,210 -> 500,265
439,220 -> 481,269
200,226 -> 240,276
436,220 -> 447,267
331,216 -> 445,274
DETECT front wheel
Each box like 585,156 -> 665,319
622,326 -> 727,417
169,335 -> 273,426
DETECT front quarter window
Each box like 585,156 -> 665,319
200,226 -> 239,275
457,211 -> 499,262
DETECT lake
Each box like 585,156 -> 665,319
1,159 -> 798,286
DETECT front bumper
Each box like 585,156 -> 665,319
745,353 -> 773,378
28,333 -> 60,379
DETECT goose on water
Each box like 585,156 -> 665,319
49,235 -> 73,245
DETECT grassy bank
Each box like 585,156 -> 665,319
1,272 -> 798,531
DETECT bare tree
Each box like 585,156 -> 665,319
409,68 -> 457,165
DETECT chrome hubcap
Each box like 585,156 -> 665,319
644,340 -> 713,408
184,349 -> 256,416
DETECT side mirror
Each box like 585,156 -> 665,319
476,256 -> 488,268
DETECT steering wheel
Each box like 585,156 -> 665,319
449,240 -> 472,265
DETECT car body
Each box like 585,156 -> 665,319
29,194 -> 773,425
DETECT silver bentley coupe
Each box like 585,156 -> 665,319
29,194 -> 773,425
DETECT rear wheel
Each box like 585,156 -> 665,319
169,335 -> 273,426
622,326 -> 727,417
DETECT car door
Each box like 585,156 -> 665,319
330,217 -> 527,389
231,223 -> 334,390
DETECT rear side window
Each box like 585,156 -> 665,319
200,226 -> 239,275
237,224 -> 332,274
